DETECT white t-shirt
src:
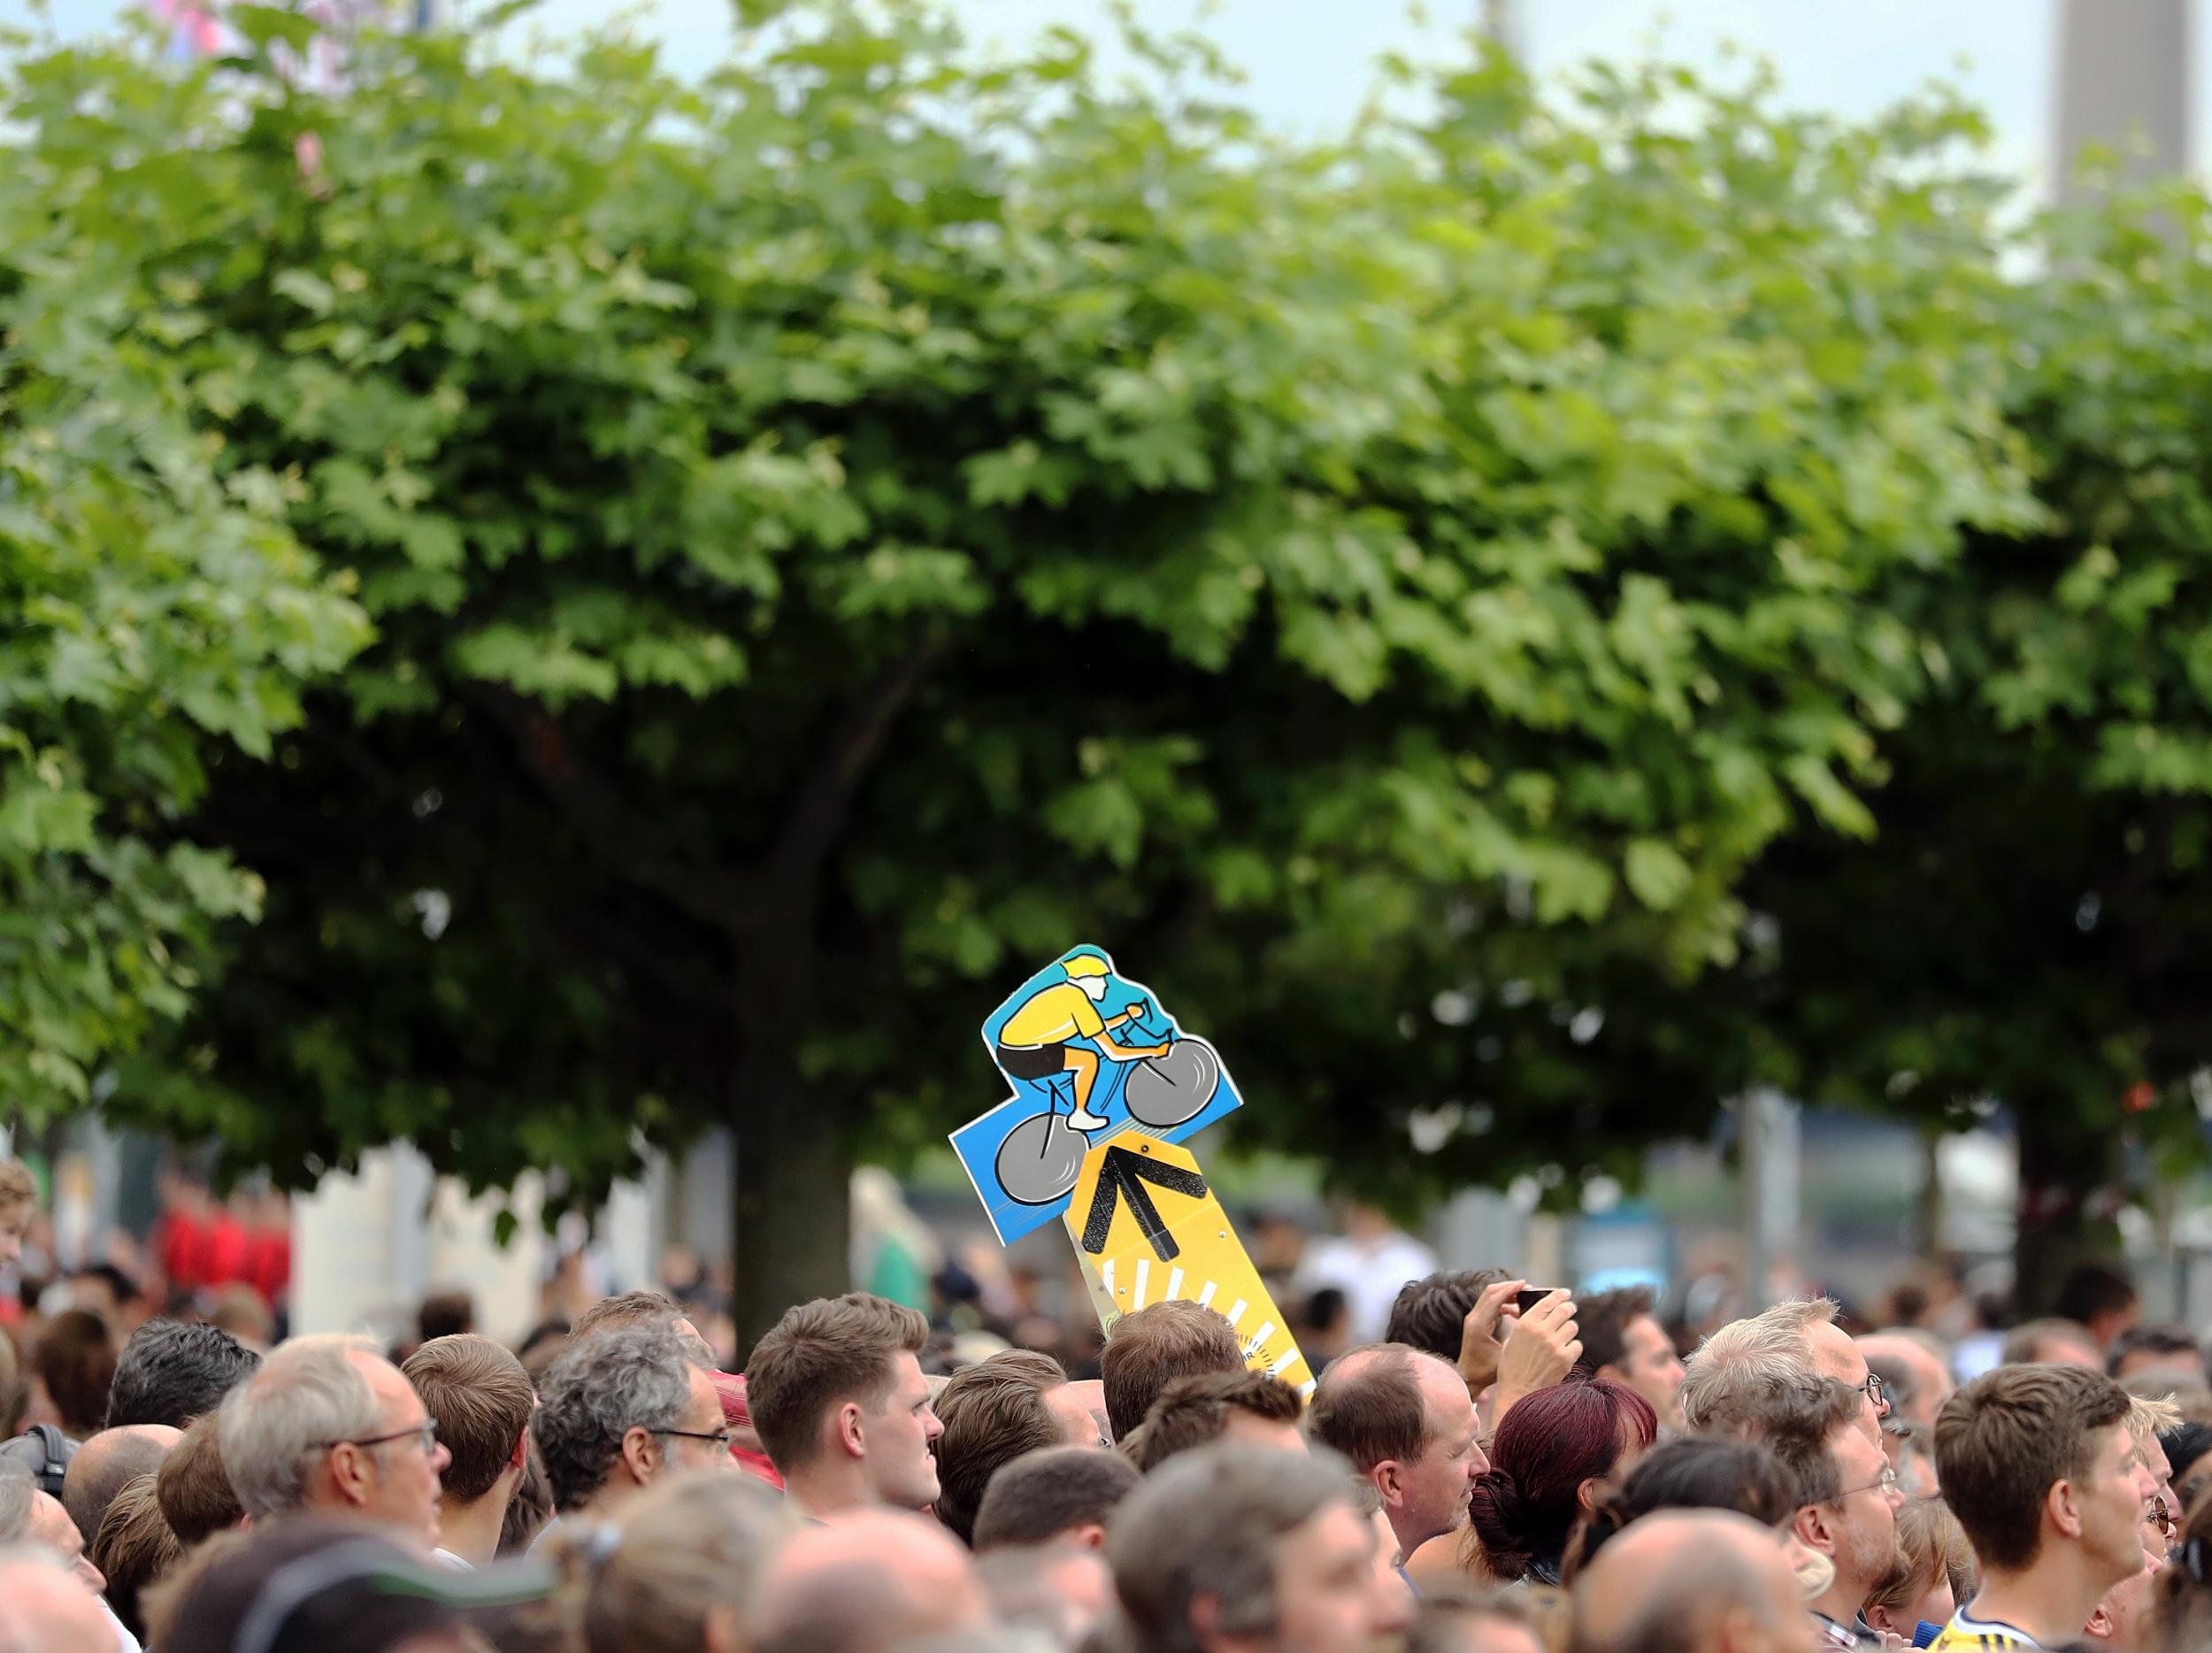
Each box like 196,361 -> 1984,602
1294,1231 -> 1440,1342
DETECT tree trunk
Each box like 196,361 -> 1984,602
2012,1099 -> 2121,1317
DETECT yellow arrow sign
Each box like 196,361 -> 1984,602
1063,1132 -> 1315,1396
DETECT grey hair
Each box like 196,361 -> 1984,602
1106,1444 -> 1360,1653
535,1325 -> 704,1513
1681,1298 -> 1839,1433
0,1461 -> 31,1542
218,1335 -> 382,1519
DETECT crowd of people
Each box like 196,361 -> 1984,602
4,1152 -> 2212,1653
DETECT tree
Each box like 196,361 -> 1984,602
0,10 -> 2046,1341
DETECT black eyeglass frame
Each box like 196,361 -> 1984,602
323,1420 -> 440,1456
653,1426 -> 735,1451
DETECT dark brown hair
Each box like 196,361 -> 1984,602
743,1293 -> 928,1474
1935,1362 -> 2131,1571
1386,1271 -> 1512,1362
1130,1368 -> 1303,1473
1578,1287 -> 1659,1378
971,1445 -> 1140,1551
155,1413 -> 243,1545
932,1350 -> 1071,1545
1306,1346 -> 1429,1473
1701,1374 -> 1864,1508
32,1310 -> 116,1437
403,1333 -> 535,1503
1100,1301 -> 1243,1442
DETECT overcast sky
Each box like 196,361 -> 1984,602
1,0 -> 2191,193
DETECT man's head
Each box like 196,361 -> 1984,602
27,1488 -> 102,1595
1580,1288 -> 1686,1430
2055,1265 -> 2142,1353
1101,1301 -> 1247,1442
2085,1549 -> 2162,1650
402,1334 -> 534,1511
91,1472 -> 183,1645
218,1334 -> 451,1547
979,1543 -> 1116,1648
931,1349 -> 1094,1544
107,1319 -> 261,1429
414,1293 -> 475,1346
1406,1595 -> 1547,1653
2003,1318 -> 2105,1370
1567,1509 -> 1807,1653
1855,1332 -> 1954,1428
1110,1443 -> 1391,1653
745,1292 -> 941,1513
28,1310 -> 115,1438
2108,1325 -> 2202,1385
1131,1368 -> 1307,1472
0,1158 -> 34,1270
535,1322 -> 724,1517
1306,1345 -> 1482,1560
1683,1297 -> 1881,1439
0,1544 -> 112,1653
156,1412 -> 243,1544
61,1422 -> 178,1550
1935,1363 -> 2141,1588
749,1508 -> 988,1653
1385,1271 -> 1512,1362
972,1444 -> 1141,1551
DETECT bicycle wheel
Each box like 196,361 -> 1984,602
1122,1038 -> 1220,1129
995,1110 -> 1088,1205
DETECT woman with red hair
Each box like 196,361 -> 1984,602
1463,1376 -> 1659,1588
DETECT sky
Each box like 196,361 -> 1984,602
0,0 -> 2191,193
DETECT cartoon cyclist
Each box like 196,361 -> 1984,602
991,954 -> 1170,1132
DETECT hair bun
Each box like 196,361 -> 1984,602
1466,1465 -> 1534,1578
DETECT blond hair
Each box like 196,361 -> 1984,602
1681,1298 -> 1839,1432
0,1159 -> 33,1219
2128,1394 -> 2182,1442
565,1472 -> 790,1653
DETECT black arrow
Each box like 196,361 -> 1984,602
1081,1145 -> 1209,1260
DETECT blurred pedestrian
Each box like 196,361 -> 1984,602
1567,1508 -> 1808,1653
1562,1435 -> 1797,1581
749,1509 -> 989,1653
1294,1203 -> 1438,1343
154,1413 -> 243,1545
63,1425 -> 177,1557
1863,1496 -> 1972,1643
971,1444 -> 1139,1552
0,1543 -> 115,1653
558,1471 -> 787,1653
90,1473 -> 181,1645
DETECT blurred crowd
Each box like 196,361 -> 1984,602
4,1149 -> 2211,1653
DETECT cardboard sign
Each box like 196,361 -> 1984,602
1064,1132 -> 1313,1395
951,946 -> 1243,1244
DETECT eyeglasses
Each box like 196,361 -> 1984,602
655,1427 -> 734,1452
1838,1467 -> 1899,1501
327,1420 -> 439,1457
2152,1496 -> 2177,1540
1856,1372 -> 1893,1416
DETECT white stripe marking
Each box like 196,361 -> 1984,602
1133,1258 -> 1151,1311
1102,1259 -> 1117,1299
1268,1349 -> 1301,1376
1197,1280 -> 1218,1310
1225,1299 -> 1248,1327
1165,1267 -> 1186,1303
1242,1322 -> 1276,1360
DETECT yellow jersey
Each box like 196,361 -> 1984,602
999,983 -> 1107,1049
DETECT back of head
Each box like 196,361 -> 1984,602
402,1334 -> 534,1504
62,1423 -> 175,1548
1568,1509 -> 1799,1653
2001,1317 -> 2101,1368
415,1292 -> 475,1345
1680,1297 -> 1836,1432
536,1323 -> 703,1513
31,1311 -> 116,1438
1107,1443 -> 1359,1653
743,1293 -> 928,1479
1307,1344 -> 1430,1475
1099,1301 -> 1243,1442
92,1472 -> 183,1643
932,1349 -> 1071,1544
157,1412 -> 244,1544
749,1507 -> 984,1653
1408,1592 -> 1547,1653
972,1444 -> 1141,1551
1935,1361 -> 2131,1572
573,1470 -> 788,1653
2054,1264 -> 2138,1333
1471,1377 -> 1658,1581
219,1335 -> 381,1520
571,1290 -> 680,1342
1562,1434 -> 1795,1581
109,1319 -> 261,1430
2107,1324 -> 2201,1380
1866,1496 -> 1971,1626
1130,1367 -> 1305,1473
1386,1271 -> 1511,1361
1700,1373 -> 1863,1508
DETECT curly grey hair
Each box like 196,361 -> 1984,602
535,1324 -> 705,1513
218,1334 -> 382,1519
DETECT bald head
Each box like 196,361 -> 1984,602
1570,1511 -> 1802,1653
750,1509 -> 989,1653
0,1547 -> 113,1653
63,1425 -> 180,1550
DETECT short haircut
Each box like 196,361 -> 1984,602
2001,1318 -> 2100,1367
1409,1591 -> 1542,1653
2108,1324 -> 2201,1379
535,1324 -> 704,1513
1680,1298 -> 1838,1432
572,1290 -> 680,1339
107,1320 -> 260,1430
931,1350 -> 1071,1545
218,1335 -> 382,1519
1108,1445 -> 1360,1653
2054,1263 -> 2138,1329
971,1445 -> 1140,1551
156,1414 -> 242,1544
744,1293 -> 928,1475
576,1472 -> 787,1653
1563,1436 -> 1797,1581
1935,1362 -> 2131,1571
1700,1375 -> 1863,1509
1867,1497 -> 1972,1625
403,1334 -> 534,1504
92,1473 -> 181,1644
415,1292 -> 475,1345
0,1158 -> 33,1219
1129,1368 -> 1304,1473
1306,1345 -> 1429,1474
1385,1270 -> 1512,1361
1099,1301 -> 1244,1442
1578,1287 -> 1659,1378
62,1427 -> 171,1549
31,1311 -> 116,1437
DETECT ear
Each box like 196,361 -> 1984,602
1864,1603 -> 1905,1637
1070,1522 -> 1108,1550
1793,1503 -> 1837,1558
328,1445 -> 373,1509
619,1426 -> 663,1486
2048,1477 -> 2086,1542
1578,1476 -> 1605,1517
1372,1461 -> 1406,1510
507,1426 -> 530,1474
833,1400 -> 866,1462
2085,1603 -> 2116,1639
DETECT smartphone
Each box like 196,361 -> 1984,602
1515,1288 -> 1562,1314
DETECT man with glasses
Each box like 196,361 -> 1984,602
533,1323 -> 731,1540
1704,1375 -> 1905,1649
217,1334 -> 454,1552
1684,1297 -> 1891,1446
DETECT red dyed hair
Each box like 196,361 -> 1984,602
1466,1376 -> 1658,1580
